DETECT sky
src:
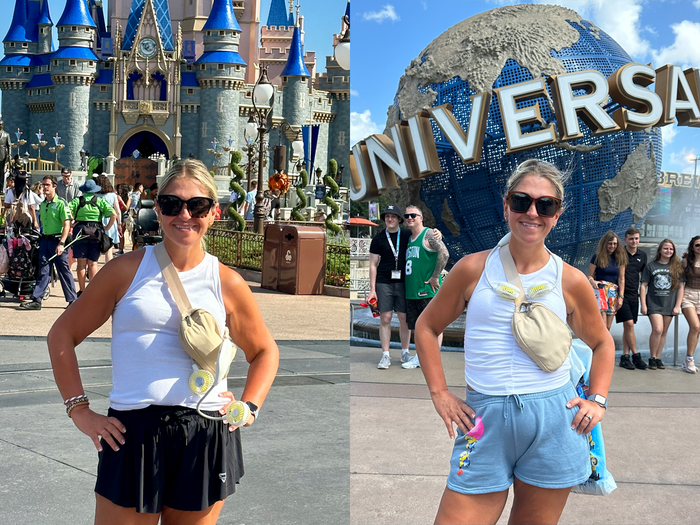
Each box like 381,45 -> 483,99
351,0 -> 700,175
0,0 -> 347,107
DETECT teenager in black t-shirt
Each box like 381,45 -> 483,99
615,228 -> 648,370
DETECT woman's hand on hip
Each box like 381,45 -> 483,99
430,390 -> 476,439
567,397 -> 605,435
70,405 -> 126,452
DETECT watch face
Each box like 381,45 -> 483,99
138,37 -> 157,58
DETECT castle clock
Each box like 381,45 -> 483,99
138,37 -> 157,58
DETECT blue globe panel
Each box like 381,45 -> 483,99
404,22 -> 663,271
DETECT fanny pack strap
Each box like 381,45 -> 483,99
154,242 -> 193,314
499,244 -> 525,309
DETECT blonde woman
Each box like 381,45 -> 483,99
588,230 -> 628,330
641,239 -> 685,370
415,159 -> 614,525
48,159 -> 279,524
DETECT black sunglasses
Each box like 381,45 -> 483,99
404,213 -> 421,219
157,195 -> 215,218
507,191 -> 561,218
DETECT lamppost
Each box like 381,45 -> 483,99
248,65 -> 275,234
31,129 -> 48,165
334,11 -> 350,70
48,133 -> 65,169
689,154 -> 700,176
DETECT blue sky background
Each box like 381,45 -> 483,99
351,0 -> 700,174
0,0 -> 347,107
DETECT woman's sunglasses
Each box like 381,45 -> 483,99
506,191 -> 561,218
157,195 -> 215,218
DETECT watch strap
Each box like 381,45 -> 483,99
245,401 -> 259,419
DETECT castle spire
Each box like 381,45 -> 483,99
266,0 -> 290,28
57,0 -> 96,28
203,0 -> 242,32
4,0 -> 30,43
38,0 -> 53,26
280,11 -> 310,78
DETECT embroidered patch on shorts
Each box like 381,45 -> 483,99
457,417 -> 484,476
219,473 -> 227,483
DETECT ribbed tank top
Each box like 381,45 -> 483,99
685,262 -> 700,289
110,246 -> 228,411
464,252 -> 571,395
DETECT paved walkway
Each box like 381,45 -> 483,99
0,256 -> 349,525
350,340 -> 700,525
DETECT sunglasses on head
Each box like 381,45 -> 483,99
404,213 -> 421,219
506,191 -> 561,218
157,195 -> 214,218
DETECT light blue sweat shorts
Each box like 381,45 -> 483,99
446,382 -> 591,494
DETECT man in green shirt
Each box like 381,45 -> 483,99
20,175 -> 78,310
68,179 -> 116,294
402,205 -> 450,369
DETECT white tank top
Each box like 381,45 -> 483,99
463,251 -> 571,395
110,246 -> 228,411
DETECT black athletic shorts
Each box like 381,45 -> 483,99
376,282 -> 407,314
615,298 -> 639,324
406,297 -> 433,330
95,405 -> 244,513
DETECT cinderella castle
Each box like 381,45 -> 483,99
0,0 -> 350,187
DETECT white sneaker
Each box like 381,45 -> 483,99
682,356 -> 698,374
401,352 -> 412,363
377,354 -> 391,369
402,354 -> 420,369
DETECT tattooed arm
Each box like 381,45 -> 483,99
424,229 -> 450,292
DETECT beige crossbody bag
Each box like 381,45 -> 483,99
484,234 -> 572,373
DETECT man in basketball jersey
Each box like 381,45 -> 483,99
402,205 -> 450,369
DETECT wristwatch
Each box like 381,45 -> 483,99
245,401 -> 259,420
587,393 -> 607,409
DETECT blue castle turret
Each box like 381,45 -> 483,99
1,0 -> 33,141
195,0 -> 247,167
281,17 -> 310,129
37,0 -> 53,55
52,0 -> 98,169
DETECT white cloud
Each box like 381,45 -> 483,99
651,20 -> 700,68
362,5 -> 400,23
421,1 -> 428,10
666,146 -> 698,172
350,89 -> 359,97
535,0 -> 650,59
351,110 -> 381,146
661,124 -> 678,146
694,0 -> 700,8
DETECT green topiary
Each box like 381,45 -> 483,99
329,158 -> 338,178
292,169 -> 309,221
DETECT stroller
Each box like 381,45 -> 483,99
0,225 -> 46,301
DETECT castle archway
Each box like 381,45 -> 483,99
116,126 -> 174,159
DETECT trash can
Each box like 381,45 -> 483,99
278,225 -> 326,295
262,224 -> 285,291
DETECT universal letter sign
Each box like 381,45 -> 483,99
350,63 -> 700,201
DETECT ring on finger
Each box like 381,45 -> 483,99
584,414 -> 592,421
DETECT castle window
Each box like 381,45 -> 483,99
72,27 -> 77,32
23,67 -> 29,73
187,88 -> 194,95
28,90 -> 32,97
100,86 -> 107,92
186,65 -> 193,71
22,43 -> 28,48
46,65 -> 50,71
5,67 -> 11,73
59,27 -> 64,32
219,31 -> 225,36
9,42 -> 14,47
200,65 -> 206,71
53,60 -> 58,66
45,89 -> 50,95
40,28 -> 44,34
70,60 -> 76,66
235,65 -> 240,71
206,31 -> 211,36
38,67 -> 42,72
89,61 -> 94,66
217,64 -> 224,70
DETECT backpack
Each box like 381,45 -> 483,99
7,193 -> 32,228
8,242 -> 34,280
74,195 -> 112,253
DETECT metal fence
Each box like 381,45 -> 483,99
204,223 -> 350,288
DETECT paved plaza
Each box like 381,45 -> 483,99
350,309 -> 700,525
0,262 -> 349,525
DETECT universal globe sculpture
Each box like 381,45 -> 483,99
386,4 -> 662,269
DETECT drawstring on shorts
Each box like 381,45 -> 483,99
503,393 -> 524,421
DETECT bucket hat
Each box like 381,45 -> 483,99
79,179 -> 101,194
381,204 -> 404,223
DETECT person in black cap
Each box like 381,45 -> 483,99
368,205 -> 429,369
67,179 -> 116,294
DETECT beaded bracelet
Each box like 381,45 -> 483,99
67,400 -> 90,418
64,394 -> 88,407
